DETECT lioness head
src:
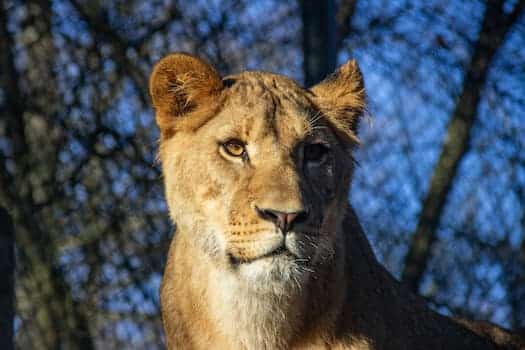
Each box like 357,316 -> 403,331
150,53 -> 365,293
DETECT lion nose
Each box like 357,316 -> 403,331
255,207 -> 309,233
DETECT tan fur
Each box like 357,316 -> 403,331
150,53 -> 524,350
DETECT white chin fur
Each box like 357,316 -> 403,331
237,255 -> 310,295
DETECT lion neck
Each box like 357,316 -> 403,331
164,222 -> 349,350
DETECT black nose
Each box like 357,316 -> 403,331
255,207 -> 309,233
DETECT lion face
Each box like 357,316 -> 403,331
150,54 -> 365,292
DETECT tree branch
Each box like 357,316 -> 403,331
401,0 -> 525,292
69,0 -> 150,104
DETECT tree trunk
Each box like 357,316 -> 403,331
0,1 -> 95,348
336,0 -> 357,51
0,207 -> 15,350
401,0 -> 525,293
300,0 -> 337,86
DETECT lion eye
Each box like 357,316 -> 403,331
304,143 -> 329,164
222,139 -> 246,158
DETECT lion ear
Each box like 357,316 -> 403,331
310,59 -> 366,144
149,53 -> 223,138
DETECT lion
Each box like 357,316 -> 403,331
149,53 -> 524,349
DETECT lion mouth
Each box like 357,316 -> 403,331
228,245 -> 295,266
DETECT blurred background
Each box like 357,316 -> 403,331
0,0 -> 524,349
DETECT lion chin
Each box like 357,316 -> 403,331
225,231 -> 315,295
235,251 -> 310,295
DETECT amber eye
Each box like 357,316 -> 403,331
304,143 -> 329,163
222,139 -> 246,158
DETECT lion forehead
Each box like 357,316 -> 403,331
208,73 -> 318,147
